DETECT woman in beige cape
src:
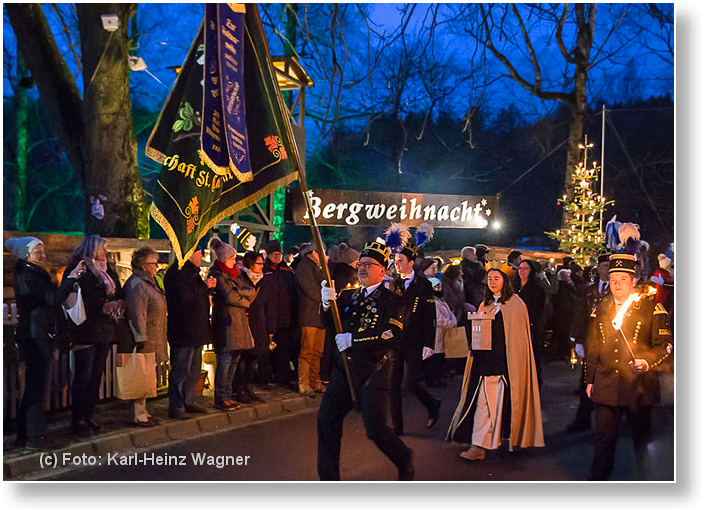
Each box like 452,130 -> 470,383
446,268 -> 544,460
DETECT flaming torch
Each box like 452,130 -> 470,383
611,286 -> 657,361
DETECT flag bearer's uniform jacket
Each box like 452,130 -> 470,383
584,294 -> 672,407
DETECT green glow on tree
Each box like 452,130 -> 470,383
271,187 -> 286,243
546,136 -> 614,266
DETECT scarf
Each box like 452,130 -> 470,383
241,266 -> 264,285
214,260 -> 237,279
90,259 -> 117,297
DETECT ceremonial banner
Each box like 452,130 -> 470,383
146,4 -> 300,266
286,189 -> 499,228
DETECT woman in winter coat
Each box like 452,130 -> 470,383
124,247 -> 167,427
233,251 -> 272,403
424,278 -> 457,387
65,235 -> 125,436
208,237 -> 256,411
5,236 -> 84,447
447,269 -> 544,461
515,259 -> 546,387
442,264 -> 467,326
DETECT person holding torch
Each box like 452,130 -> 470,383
584,253 -> 673,481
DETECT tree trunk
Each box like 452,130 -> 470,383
6,3 -> 149,238
14,56 -> 29,231
5,3 -> 86,184
77,3 -> 148,238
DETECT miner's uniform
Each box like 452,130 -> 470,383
317,264 -> 413,480
584,292 -> 673,480
388,263 -> 440,434
568,269 -> 610,431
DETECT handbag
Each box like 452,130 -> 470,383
62,285 -> 87,326
444,326 -> 468,358
115,351 -> 157,400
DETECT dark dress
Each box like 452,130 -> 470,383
65,260 -> 124,429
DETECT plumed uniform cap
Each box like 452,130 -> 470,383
399,242 -> 419,261
609,253 -> 636,275
360,241 -> 391,268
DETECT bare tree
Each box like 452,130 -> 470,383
6,3 -> 148,237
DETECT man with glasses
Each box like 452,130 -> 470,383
316,241 -> 414,481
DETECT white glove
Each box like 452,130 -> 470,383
422,347 -> 434,360
321,280 -> 337,310
575,343 -> 585,359
335,332 -> 353,352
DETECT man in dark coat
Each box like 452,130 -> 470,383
263,239 -> 298,389
461,245 -> 487,308
294,242 -> 326,396
317,241 -> 414,481
163,248 -> 216,419
389,242 -> 441,433
567,253 -> 610,432
584,253 -> 673,481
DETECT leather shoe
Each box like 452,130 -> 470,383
168,409 -> 190,420
426,399 -> 441,428
566,420 -> 591,433
235,392 -> 254,404
133,419 -> 156,428
184,404 -> 207,413
460,445 -> 485,461
85,419 -> 102,432
299,388 -> 316,398
245,389 -> 264,402
71,422 -> 94,437
147,416 -> 160,424
398,449 -> 415,481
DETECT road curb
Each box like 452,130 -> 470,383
4,397 -> 319,480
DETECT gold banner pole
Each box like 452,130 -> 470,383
248,5 -> 358,408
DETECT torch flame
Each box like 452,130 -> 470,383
612,293 -> 641,331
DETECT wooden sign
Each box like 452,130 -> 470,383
286,188 -> 499,228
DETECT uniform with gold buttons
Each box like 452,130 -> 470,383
584,294 -> 672,407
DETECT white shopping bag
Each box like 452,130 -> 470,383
63,285 -> 87,326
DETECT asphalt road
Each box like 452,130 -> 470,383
38,362 -> 674,481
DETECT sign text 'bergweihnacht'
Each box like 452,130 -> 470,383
287,189 -> 499,228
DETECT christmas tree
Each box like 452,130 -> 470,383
546,136 -> 614,266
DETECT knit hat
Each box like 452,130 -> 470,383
657,253 -> 672,270
327,244 -> 341,264
475,244 -> 489,259
300,241 -> 324,257
207,236 -> 237,262
338,243 -> 360,265
266,239 -> 282,254
4,236 -> 43,260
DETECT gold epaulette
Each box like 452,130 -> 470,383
653,302 -> 668,315
389,318 -> 403,330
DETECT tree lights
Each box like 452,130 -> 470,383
546,135 -> 614,265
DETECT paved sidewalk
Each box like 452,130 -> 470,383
3,384 -> 321,480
